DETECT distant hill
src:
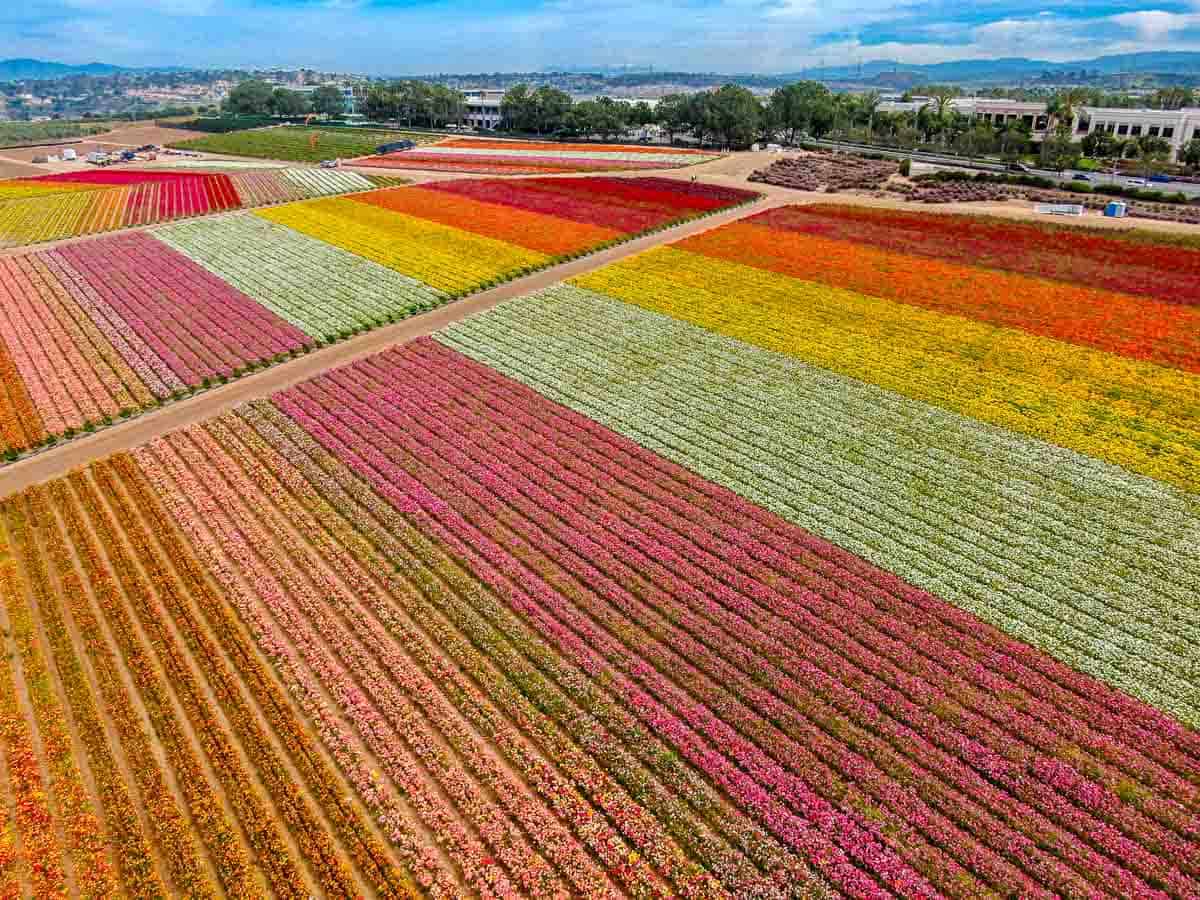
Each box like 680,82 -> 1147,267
0,58 -> 130,80
789,52 -> 1200,84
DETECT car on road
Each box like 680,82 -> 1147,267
1072,173 -> 1093,182
1007,162 -> 1033,173
1149,174 -> 1173,183
1126,178 -> 1148,187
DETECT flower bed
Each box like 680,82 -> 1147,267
358,138 -> 721,174
0,175 -> 756,460
0,168 -> 405,250
3,198 -> 1197,898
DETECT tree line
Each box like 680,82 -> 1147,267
218,76 -> 1200,169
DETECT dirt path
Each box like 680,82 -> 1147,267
0,192 -> 785,497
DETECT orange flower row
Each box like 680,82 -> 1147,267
114,453 -> 416,900
0,498 -> 116,898
56,474 -> 256,896
70,466 -> 308,895
677,220 -> 1200,374
353,186 -> 621,257
14,487 -> 169,896
0,339 -> 44,455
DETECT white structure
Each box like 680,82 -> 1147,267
1078,107 -> 1200,160
290,82 -> 358,114
875,93 -> 1200,160
463,89 -> 505,130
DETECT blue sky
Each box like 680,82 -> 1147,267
5,0 -> 1200,74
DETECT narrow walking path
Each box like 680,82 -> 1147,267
0,191 -> 788,496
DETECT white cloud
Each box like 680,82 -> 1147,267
1110,8 -> 1199,39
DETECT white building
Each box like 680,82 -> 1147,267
463,89 -> 505,130
1078,107 -> 1200,160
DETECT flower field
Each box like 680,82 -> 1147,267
1,195 -> 1198,897
0,176 -> 757,458
0,167 -> 407,249
1,316 -> 1197,895
360,138 -> 721,174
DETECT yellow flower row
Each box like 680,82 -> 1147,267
0,181 -> 103,200
257,196 -> 548,295
0,190 -> 96,245
576,247 -> 1200,494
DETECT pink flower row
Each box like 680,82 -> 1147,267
277,338 -> 1200,900
277,379 -> 909,900
237,401 -> 805,898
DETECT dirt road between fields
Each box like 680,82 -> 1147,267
0,191 -> 790,496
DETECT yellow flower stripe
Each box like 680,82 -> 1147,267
257,196 -> 548,294
0,181 -> 105,200
0,191 -> 96,246
576,247 -> 1200,493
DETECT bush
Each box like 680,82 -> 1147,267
898,159 -> 911,177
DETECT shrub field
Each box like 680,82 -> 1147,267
169,126 -> 440,162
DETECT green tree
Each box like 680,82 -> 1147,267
311,85 -> 346,117
1081,128 -> 1118,160
223,79 -> 274,115
531,85 -> 572,135
1132,134 -> 1171,177
500,83 -> 535,131
270,88 -> 310,117
768,81 -> 834,143
998,119 -> 1031,158
698,84 -> 762,149
1181,137 -> 1200,170
654,93 -> 692,144
1151,87 -> 1195,110
923,85 -> 959,119
955,123 -> 997,159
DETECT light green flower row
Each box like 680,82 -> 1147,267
152,214 -> 445,341
438,284 -> 1200,726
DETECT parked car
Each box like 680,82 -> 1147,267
375,139 -> 416,154
319,158 -> 340,168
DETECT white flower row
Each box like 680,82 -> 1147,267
151,214 -> 444,341
437,284 -> 1200,727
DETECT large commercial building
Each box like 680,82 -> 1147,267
1078,107 -> 1200,160
878,94 -> 1200,160
463,89 -> 505,130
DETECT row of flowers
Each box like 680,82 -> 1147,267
439,285 -> 1200,732
55,472 -> 262,896
239,399 -> 821,899
144,424 -> 595,898
752,204 -> 1200,306
575,246 -> 1200,495
153,215 -> 446,343
73,463 -> 316,896
296,350 -> 1195,899
279,373 -> 916,900
427,177 -> 755,235
11,488 -> 165,895
0,168 -> 391,251
678,214 -> 1200,373
257,196 -> 551,295
101,453 -> 393,899
370,340 -> 1199,895
351,186 -> 624,257
0,498 -> 116,897
58,233 -> 308,385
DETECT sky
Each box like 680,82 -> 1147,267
4,0 -> 1200,74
